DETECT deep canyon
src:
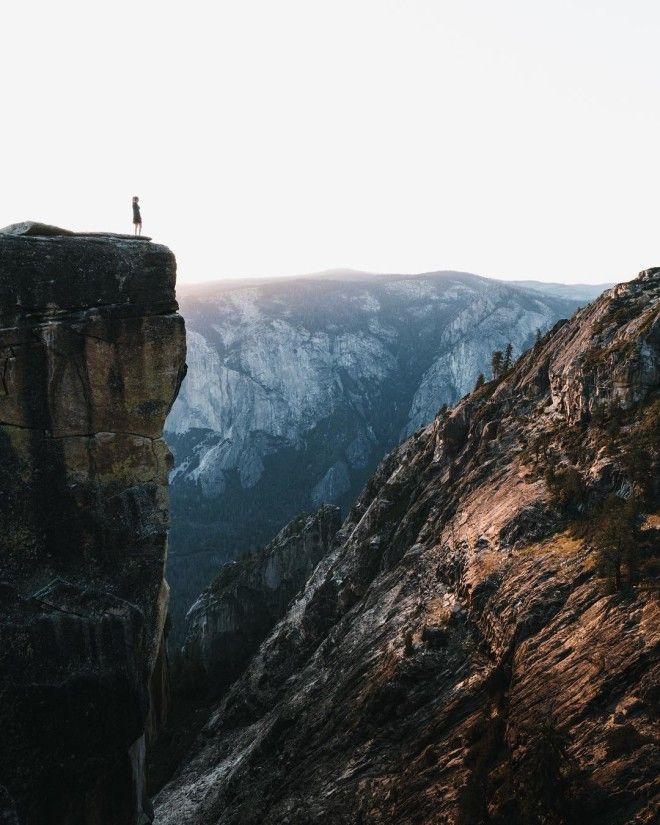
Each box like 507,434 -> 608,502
159,267 -> 659,824
0,226 -> 657,824
165,271 -> 609,632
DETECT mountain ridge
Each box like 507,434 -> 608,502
177,269 -> 615,300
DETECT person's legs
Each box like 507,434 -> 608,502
138,222 -> 142,236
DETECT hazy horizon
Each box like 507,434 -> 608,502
2,1 -> 658,285
175,266 -> 618,291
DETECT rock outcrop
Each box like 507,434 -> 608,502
0,225 -> 186,824
156,270 -> 658,824
185,505 -> 341,696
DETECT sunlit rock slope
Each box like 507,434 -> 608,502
156,268 -> 658,824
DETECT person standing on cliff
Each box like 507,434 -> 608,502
132,196 -> 142,236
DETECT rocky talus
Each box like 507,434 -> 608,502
185,505 -> 341,697
0,224 -> 186,824
156,269 -> 659,824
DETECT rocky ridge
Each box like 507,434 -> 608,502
156,269 -> 659,824
185,505 -> 341,697
0,225 -> 186,824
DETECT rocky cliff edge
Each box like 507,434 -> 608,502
0,224 -> 186,824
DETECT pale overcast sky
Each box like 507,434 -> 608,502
1,1 -> 658,284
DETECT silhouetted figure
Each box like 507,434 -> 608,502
132,196 -> 142,235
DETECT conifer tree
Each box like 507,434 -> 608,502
592,495 -> 639,591
491,350 -> 504,379
503,342 -> 513,371
473,372 -> 485,392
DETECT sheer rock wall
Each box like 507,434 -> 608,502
0,225 -> 186,825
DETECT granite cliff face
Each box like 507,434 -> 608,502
0,224 -> 186,824
156,269 -> 658,824
185,505 -> 341,697
165,271 -> 595,630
